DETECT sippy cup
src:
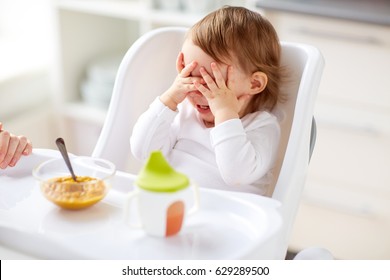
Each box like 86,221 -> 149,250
124,151 -> 199,237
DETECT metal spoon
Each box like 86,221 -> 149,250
55,137 -> 78,182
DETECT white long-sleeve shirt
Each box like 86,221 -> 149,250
130,97 -> 280,195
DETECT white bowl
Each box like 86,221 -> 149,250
33,157 -> 116,210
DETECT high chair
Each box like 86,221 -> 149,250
92,27 -> 329,259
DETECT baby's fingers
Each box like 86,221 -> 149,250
210,62 -> 227,89
199,67 -> 218,92
194,80 -> 212,99
180,61 -> 198,78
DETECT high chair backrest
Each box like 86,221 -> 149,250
270,42 -> 324,257
92,27 -> 325,258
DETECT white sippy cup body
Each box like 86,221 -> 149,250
124,151 -> 199,237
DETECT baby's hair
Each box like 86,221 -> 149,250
189,6 -> 284,113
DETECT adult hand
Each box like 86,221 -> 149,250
0,123 -> 32,169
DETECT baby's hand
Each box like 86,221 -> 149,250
0,123 -> 32,169
195,63 -> 250,125
160,52 -> 203,111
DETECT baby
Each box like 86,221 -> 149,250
131,6 -> 284,195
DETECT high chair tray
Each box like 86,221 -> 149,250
0,149 -> 282,259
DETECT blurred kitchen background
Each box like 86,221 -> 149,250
1,0 -> 389,259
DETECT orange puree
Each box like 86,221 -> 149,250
41,176 -> 106,210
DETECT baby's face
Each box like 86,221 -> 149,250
181,38 -> 251,127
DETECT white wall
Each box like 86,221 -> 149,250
0,0 -> 56,149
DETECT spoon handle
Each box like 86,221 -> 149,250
55,137 -> 78,182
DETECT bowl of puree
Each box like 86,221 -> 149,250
33,156 -> 116,210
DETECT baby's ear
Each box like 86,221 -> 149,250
250,71 -> 268,95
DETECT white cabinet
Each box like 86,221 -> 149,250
263,11 -> 390,259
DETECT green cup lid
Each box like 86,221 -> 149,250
135,151 -> 189,192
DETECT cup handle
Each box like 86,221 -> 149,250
123,190 -> 142,228
187,181 -> 200,215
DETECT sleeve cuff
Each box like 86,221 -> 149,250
149,97 -> 178,120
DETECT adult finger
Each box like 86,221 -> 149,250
0,134 -> 17,168
9,136 -> 29,167
0,130 -> 11,164
23,138 -> 33,155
